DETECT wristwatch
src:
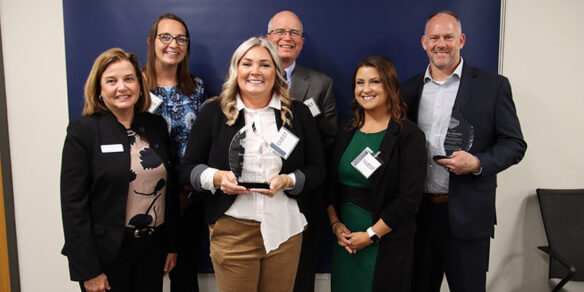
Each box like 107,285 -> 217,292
366,227 -> 380,243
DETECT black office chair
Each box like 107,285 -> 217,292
537,188 -> 584,291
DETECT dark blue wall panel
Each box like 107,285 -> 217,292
63,0 -> 501,272
64,0 -> 500,121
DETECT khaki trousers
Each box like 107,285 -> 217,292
209,216 -> 302,292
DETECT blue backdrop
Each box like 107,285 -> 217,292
63,0 -> 501,272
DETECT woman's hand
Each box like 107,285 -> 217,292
215,170 -> 249,195
344,231 -> 373,253
332,222 -> 354,254
83,273 -> 110,292
251,174 -> 292,198
163,253 -> 178,276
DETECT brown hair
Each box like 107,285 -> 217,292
82,48 -> 150,115
348,55 -> 407,129
219,37 -> 293,126
143,13 -> 197,95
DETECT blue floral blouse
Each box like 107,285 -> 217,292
152,76 -> 206,165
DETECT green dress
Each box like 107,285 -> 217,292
332,129 -> 386,292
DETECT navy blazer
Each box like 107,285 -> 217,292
402,62 -> 527,239
60,111 -> 178,281
181,98 -> 326,224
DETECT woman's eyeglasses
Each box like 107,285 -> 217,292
156,33 -> 189,46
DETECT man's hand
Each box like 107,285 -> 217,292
435,151 -> 481,175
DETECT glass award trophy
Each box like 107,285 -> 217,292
228,125 -> 271,189
433,109 -> 474,161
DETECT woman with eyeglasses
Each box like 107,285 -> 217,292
181,37 -> 325,292
326,56 -> 426,291
143,13 -> 207,292
60,48 -> 178,292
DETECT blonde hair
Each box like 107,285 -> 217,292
220,37 -> 293,126
83,48 -> 150,115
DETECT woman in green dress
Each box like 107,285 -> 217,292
327,55 -> 426,291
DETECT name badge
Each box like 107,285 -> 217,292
351,147 -> 382,179
101,144 -> 124,153
148,92 -> 163,113
269,127 -> 299,160
303,98 -> 321,117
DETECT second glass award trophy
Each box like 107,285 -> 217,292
433,109 -> 474,161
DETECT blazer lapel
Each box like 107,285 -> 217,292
453,63 -> 478,113
290,65 -> 310,101
229,109 -> 246,138
373,120 -> 399,180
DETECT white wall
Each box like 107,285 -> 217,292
1,0 -> 582,291
0,0 -> 75,291
486,0 -> 584,291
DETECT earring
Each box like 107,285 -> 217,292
99,95 -> 103,101
139,91 -> 143,97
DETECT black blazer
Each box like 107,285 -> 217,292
181,98 -> 326,224
402,62 -> 527,239
328,119 -> 426,289
60,111 -> 178,281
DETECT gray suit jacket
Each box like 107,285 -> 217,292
290,64 -> 337,148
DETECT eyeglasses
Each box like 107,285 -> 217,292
268,29 -> 303,39
156,33 -> 189,46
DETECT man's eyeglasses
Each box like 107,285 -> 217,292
156,33 -> 189,46
268,29 -> 303,39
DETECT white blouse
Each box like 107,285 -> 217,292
201,94 -> 306,253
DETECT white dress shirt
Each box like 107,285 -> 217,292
417,59 -> 464,194
200,94 -> 306,253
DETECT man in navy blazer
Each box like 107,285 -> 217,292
267,10 -> 337,292
402,10 -> 527,292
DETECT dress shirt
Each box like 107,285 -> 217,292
284,62 -> 296,88
417,59 -> 464,194
200,94 -> 306,253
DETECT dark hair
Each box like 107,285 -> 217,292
83,48 -> 150,115
348,55 -> 407,129
143,13 -> 197,95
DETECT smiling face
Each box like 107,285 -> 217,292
237,46 -> 276,106
266,11 -> 304,68
154,19 -> 188,68
100,60 -> 141,116
422,13 -> 466,77
354,66 -> 389,113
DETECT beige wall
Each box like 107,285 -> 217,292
487,0 -> 584,291
1,0 -> 582,291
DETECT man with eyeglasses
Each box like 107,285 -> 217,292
267,10 -> 337,292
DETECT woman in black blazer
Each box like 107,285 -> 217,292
181,37 -> 325,291
326,56 -> 426,291
60,48 -> 178,292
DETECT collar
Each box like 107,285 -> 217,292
424,58 -> 464,83
236,93 -> 282,112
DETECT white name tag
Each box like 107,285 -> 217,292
100,144 -> 124,153
148,92 -> 163,113
269,127 -> 299,160
303,98 -> 321,117
351,147 -> 382,179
